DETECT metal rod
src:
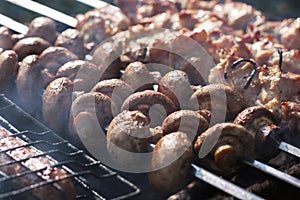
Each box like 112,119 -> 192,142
278,141 -> 300,159
0,13 -> 28,34
242,159 -> 300,189
75,0 -> 119,10
192,164 -> 264,200
5,0 -> 77,27
149,144 -> 263,199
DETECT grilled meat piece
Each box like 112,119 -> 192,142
0,127 -> 76,200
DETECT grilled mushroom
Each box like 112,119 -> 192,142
0,27 -> 13,50
149,132 -> 194,194
190,83 -> 247,120
16,47 -> 78,115
106,110 -> 152,165
158,70 -> 194,109
121,90 -> 177,126
0,50 -> 18,86
13,37 -> 51,60
234,106 -> 284,161
91,79 -> 133,113
194,123 -> 255,176
161,110 -> 209,140
43,77 -> 73,133
25,17 -> 57,44
69,92 -> 117,140
56,60 -> 101,92
122,61 -> 155,92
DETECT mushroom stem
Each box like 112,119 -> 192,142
214,144 -> 238,170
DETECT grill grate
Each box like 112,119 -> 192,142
0,94 -> 140,200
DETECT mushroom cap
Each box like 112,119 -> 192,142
158,70 -> 194,109
91,79 -> 133,112
107,110 -> 151,153
56,60 -> 101,92
106,110 -> 152,167
194,123 -> 255,176
122,61 -> 154,91
13,37 -> 51,60
43,77 -> 73,133
234,106 -> 279,132
149,131 -> 194,194
161,110 -> 209,140
190,83 -> 247,120
69,92 -> 117,135
121,90 -> 177,126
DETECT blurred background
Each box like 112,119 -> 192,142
0,0 -> 299,26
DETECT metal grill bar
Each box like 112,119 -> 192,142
75,0 -> 119,9
0,95 -> 140,200
0,13 -> 28,34
5,0 -> 77,27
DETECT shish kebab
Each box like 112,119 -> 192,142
0,0 -> 300,158
0,16 -> 264,200
1,0 -> 296,197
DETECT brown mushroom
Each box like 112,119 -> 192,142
158,70 -> 194,109
55,29 -> 85,59
197,109 -> 212,124
122,61 -> 155,92
234,106 -> 284,161
16,47 -> 78,116
16,55 -> 43,115
106,110 -> 152,165
91,79 -> 134,114
190,83 -> 247,120
0,27 -> 13,50
56,60 -> 101,92
0,50 -> 18,87
43,77 -> 73,133
13,37 -> 51,60
161,110 -> 209,140
69,92 -> 117,138
194,123 -> 255,176
121,90 -> 177,126
25,17 -> 57,44
149,132 -> 194,194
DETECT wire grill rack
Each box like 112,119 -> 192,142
0,94 -> 140,200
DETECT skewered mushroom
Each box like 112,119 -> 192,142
161,110 -> 209,140
149,132 -> 194,195
13,37 -> 51,60
91,79 -> 133,114
194,123 -> 255,176
69,92 -> 117,142
233,106 -> 285,161
106,110 -> 152,166
158,70 -> 194,109
43,77 -> 73,133
121,90 -> 177,126
190,83 -> 247,120
122,61 -> 155,92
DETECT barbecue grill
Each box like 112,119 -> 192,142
0,0 -> 300,200
0,94 -> 140,199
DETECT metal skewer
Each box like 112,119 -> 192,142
275,140 -> 300,159
191,164 -> 264,200
5,0 -> 77,27
148,144 -> 264,200
0,13 -> 28,34
242,159 -> 300,189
